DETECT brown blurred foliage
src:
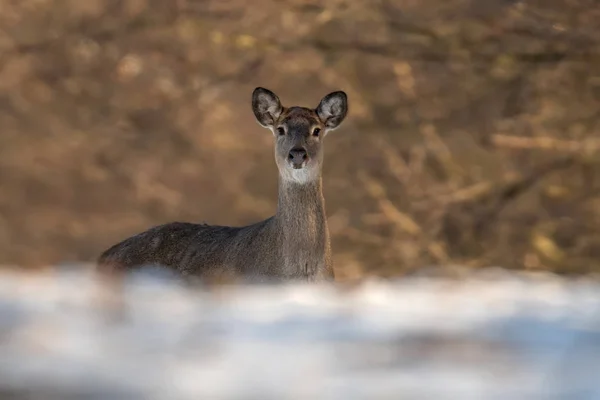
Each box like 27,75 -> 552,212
1,0 -> 599,278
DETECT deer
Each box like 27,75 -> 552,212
96,87 -> 348,283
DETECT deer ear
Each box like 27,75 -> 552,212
316,91 -> 348,130
252,87 -> 283,128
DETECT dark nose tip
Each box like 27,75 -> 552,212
288,148 -> 308,165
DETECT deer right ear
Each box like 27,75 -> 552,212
252,87 -> 283,128
316,91 -> 348,131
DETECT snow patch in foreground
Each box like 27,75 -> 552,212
0,266 -> 599,399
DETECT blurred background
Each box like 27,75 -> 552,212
1,0 -> 599,279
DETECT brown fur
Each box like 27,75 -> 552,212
97,87 -> 348,283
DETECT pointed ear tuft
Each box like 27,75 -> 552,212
316,91 -> 348,130
252,87 -> 283,128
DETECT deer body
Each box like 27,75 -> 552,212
97,88 -> 347,282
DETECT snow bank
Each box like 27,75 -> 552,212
1,266 -> 599,399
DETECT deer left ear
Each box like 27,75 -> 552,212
252,87 -> 283,128
316,91 -> 348,130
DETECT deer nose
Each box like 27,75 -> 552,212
288,147 -> 308,168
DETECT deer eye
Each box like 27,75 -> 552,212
277,127 -> 285,136
312,127 -> 321,137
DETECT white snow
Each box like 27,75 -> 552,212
0,265 -> 599,399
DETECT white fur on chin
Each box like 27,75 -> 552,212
283,166 -> 317,184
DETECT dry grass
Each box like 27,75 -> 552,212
0,0 -> 599,277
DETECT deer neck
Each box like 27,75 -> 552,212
274,176 -> 331,278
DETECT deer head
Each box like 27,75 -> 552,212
252,87 -> 348,184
